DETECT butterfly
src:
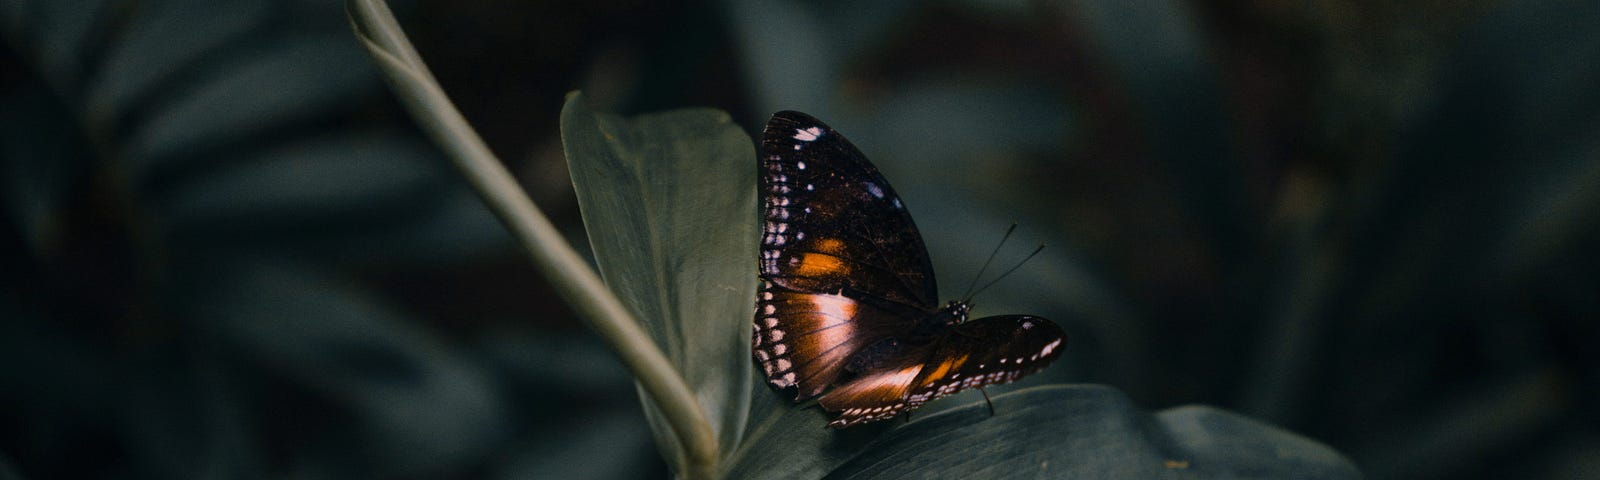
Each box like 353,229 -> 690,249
752,111 -> 1067,428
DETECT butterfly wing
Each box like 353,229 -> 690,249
755,111 -> 940,399
817,315 -> 1067,428
757,111 -> 938,308
813,339 -> 934,428
754,288 -> 916,399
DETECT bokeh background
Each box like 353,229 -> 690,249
3,0 -> 1598,478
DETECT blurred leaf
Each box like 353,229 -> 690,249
723,0 -> 925,118
1058,0 -> 1249,259
479,330 -> 635,397
85,0 -> 272,129
477,332 -> 665,479
492,410 -> 659,480
328,184 -> 513,264
125,30 -> 381,176
560,92 -> 758,469
722,0 -> 842,118
185,257 -> 509,478
852,77 -> 1071,175
0,81 -> 87,257
2,0 -> 478,265
15,0 -> 105,88
0,295 -> 118,478
1305,3 -> 1600,476
0,449 -> 24,480
116,345 -> 261,479
826,386 -> 1359,479
1461,0 -> 1600,275
152,130 -> 446,236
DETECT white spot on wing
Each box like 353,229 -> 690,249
793,127 -> 823,142
1040,339 -> 1061,356
864,182 -> 884,199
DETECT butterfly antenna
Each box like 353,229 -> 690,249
980,387 -> 996,417
961,222 -> 1018,301
967,243 -> 1046,301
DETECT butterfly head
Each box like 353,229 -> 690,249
942,301 -> 972,325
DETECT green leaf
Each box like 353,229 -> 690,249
125,30 -> 381,175
723,368 -> 884,479
152,131 -> 445,230
0,449 -> 24,480
560,92 -> 759,473
0,81 -> 88,257
187,256 -> 509,477
1058,0 -> 1250,261
824,385 -> 1360,479
85,0 -> 271,129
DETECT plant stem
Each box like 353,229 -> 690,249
344,2 -> 719,477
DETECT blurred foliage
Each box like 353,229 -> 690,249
2,0 -> 1598,479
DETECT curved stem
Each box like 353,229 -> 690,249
344,2 -> 719,478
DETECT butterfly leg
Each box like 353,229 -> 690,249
979,387 -> 995,416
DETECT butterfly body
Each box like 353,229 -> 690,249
752,111 -> 1066,428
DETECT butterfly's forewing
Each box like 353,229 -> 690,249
754,111 -> 939,399
757,111 -> 938,308
818,315 -> 1066,428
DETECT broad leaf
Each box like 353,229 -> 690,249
561,92 -> 759,472
827,386 -> 1360,479
723,369 -> 885,479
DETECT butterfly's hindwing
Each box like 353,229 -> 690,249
753,283 -> 914,399
905,316 -> 1066,404
814,342 -> 931,427
816,315 -> 1066,428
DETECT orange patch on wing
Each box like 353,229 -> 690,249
795,253 -> 849,277
921,354 -> 969,382
814,238 -> 846,254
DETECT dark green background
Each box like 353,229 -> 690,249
3,0 -> 1596,478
